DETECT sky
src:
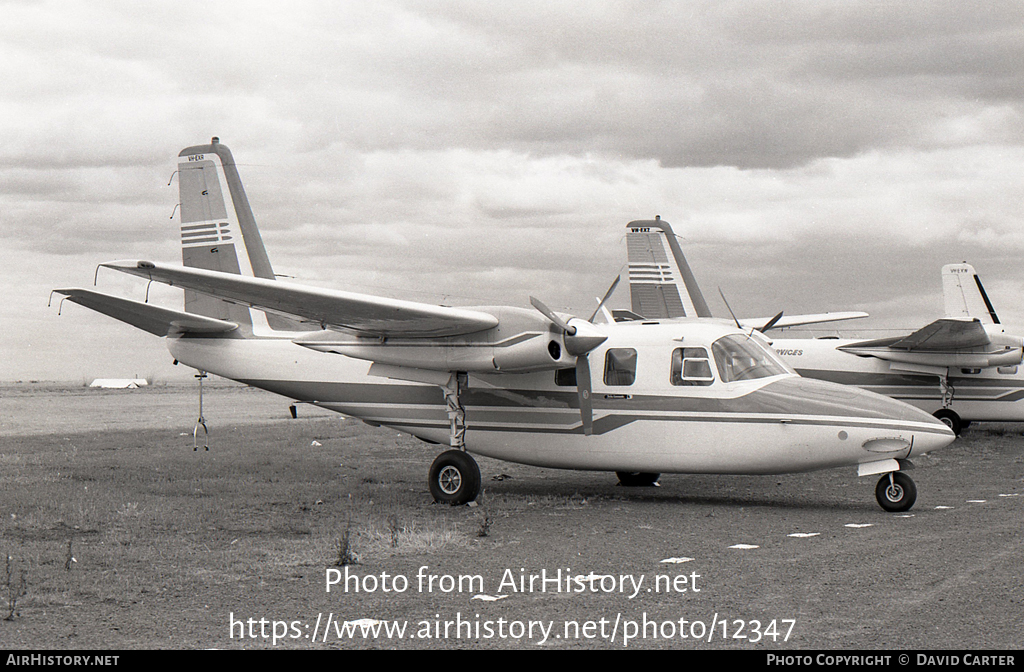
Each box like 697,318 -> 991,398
4,0 -> 1024,382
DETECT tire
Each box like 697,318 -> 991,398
616,471 -> 661,487
428,450 -> 482,505
875,472 -> 917,512
933,409 -> 962,436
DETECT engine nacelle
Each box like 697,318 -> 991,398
294,333 -> 576,373
840,345 -> 1023,369
491,336 -> 567,372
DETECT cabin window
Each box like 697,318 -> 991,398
671,347 -> 714,386
711,334 -> 791,383
603,348 -> 637,386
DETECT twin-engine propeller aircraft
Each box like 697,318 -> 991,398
771,264 -> 1024,436
53,139 -> 955,512
621,221 -> 1024,436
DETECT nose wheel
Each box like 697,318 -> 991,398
875,472 -> 917,512
616,471 -> 661,487
932,409 -> 962,436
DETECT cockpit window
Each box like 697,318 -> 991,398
671,347 -> 714,386
711,334 -> 792,383
604,348 -> 637,386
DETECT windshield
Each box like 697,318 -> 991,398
711,334 -> 792,383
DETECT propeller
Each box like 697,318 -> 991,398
719,288 -> 784,333
760,310 -> 784,332
529,296 -> 608,436
587,275 -> 621,323
718,287 -> 742,329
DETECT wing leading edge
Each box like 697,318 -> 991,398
99,261 -> 500,338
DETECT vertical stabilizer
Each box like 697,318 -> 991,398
626,218 -> 712,319
942,263 -> 1000,324
176,138 -> 307,331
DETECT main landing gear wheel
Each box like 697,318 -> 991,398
875,472 -> 917,512
428,450 -> 482,506
616,471 -> 661,487
933,409 -> 962,436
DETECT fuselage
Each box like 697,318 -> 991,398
168,319 -> 954,474
774,336 -> 1024,423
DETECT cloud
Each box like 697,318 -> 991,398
4,2 -> 1024,379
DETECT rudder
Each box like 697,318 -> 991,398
626,217 -> 712,319
176,138 -> 308,331
942,263 -> 1000,324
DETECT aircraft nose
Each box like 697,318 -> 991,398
845,385 -> 956,455
824,379 -> 956,455
759,376 -> 956,455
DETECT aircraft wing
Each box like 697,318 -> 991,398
52,288 -> 238,336
738,311 -> 869,331
834,317 -> 1023,369
887,317 -> 990,351
99,261 -> 499,338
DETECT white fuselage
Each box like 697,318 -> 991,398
168,320 -> 954,475
774,337 -> 1024,423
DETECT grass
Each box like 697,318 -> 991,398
0,413 -> 482,638
4,384 -> 1023,649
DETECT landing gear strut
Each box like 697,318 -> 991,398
875,472 -> 917,512
429,372 -> 482,505
933,373 -> 963,436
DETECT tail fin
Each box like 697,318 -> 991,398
942,263 -> 1000,324
176,138 -> 307,330
626,218 -> 712,319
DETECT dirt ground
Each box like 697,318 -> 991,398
0,382 -> 1021,650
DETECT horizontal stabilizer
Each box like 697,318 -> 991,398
738,311 -> 869,331
99,261 -> 500,338
53,288 -> 238,337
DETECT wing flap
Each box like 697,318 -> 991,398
99,261 -> 500,338
53,288 -> 238,336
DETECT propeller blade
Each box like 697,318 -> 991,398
587,275 -> 621,323
530,296 -> 575,335
760,310 -> 784,332
717,287 -> 742,329
531,295 -> 607,355
576,353 -> 593,436
529,295 -> 601,435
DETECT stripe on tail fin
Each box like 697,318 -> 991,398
626,218 -> 712,319
177,138 -> 310,331
942,263 -> 1000,324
